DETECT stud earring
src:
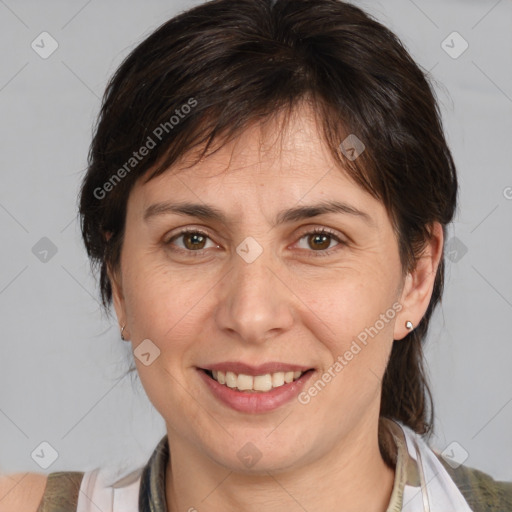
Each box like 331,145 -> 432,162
405,320 -> 414,330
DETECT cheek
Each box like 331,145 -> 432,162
122,259 -> 205,344
293,270 -> 401,396
301,268 -> 399,336
121,261 -> 206,403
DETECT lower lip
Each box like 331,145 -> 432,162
198,369 -> 314,413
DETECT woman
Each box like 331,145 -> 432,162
2,0 -> 511,510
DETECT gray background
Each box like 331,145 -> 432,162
1,0 -> 511,481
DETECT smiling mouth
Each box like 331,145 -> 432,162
203,369 -> 313,392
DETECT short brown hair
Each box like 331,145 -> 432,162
79,0 -> 458,437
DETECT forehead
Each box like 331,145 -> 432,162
171,103 -> 332,177
128,103 -> 383,226
142,106 -> 346,185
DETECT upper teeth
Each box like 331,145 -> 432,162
212,370 -> 304,392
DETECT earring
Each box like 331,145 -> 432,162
405,320 -> 414,330
120,324 -> 127,341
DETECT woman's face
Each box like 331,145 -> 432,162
111,105 -> 431,473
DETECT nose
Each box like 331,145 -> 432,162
213,248 -> 295,344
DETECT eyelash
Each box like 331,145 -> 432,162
165,227 -> 346,258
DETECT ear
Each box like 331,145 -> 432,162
108,262 -> 129,340
394,222 -> 444,340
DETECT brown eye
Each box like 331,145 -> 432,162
295,228 -> 345,255
182,232 -> 207,250
307,233 -> 332,250
166,229 -> 216,252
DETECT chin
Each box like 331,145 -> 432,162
203,429 -> 316,475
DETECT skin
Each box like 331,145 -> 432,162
0,473 -> 47,511
109,103 -> 443,512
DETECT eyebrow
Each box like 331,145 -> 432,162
143,200 -> 374,227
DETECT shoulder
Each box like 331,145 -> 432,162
0,470 -> 85,512
435,453 -> 512,512
0,472 -> 48,512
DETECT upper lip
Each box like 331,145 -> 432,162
200,362 -> 313,376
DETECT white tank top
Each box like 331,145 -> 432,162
76,465 -> 143,511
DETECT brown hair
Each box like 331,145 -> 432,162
79,0 -> 457,437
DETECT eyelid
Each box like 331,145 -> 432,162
295,225 -> 346,241
293,226 -> 347,256
165,227 -> 218,250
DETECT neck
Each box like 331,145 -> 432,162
165,416 -> 396,512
